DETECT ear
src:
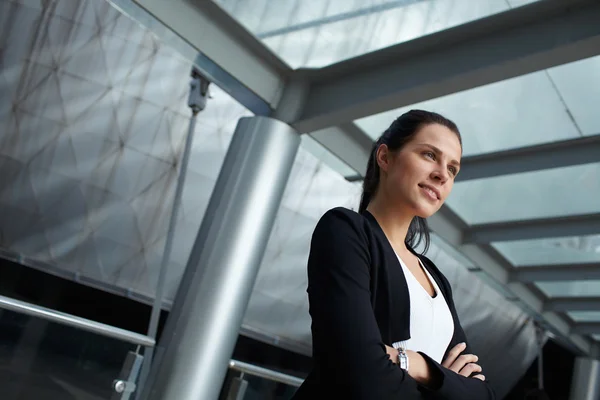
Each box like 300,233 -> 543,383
376,144 -> 391,173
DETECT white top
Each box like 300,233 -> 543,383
393,255 -> 454,364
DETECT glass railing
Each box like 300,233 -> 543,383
0,308 -> 139,400
222,360 -> 304,400
0,294 -> 306,400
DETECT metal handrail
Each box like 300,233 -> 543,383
0,294 -> 155,347
0,294 -> 305,388
229,359 -> 304,388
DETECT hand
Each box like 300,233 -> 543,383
385,345 -> 398,364
385,345 -> 433,386
442,342 -> 485,381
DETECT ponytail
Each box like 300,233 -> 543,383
358,142 -> 380,214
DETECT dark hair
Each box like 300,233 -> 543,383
359,109 -> 462,253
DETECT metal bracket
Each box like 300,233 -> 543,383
111,351 -> 144,400
226,376 -> 248,400
188,68 -> 211,114
114,380 -> 137,394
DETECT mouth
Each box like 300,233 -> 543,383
418,184 -> 440,201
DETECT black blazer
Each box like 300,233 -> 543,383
292,208 -> 495,400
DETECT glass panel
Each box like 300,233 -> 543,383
446,163 -> 600,224
546,55 -> 600,136
0,309 -> 136,400
355,70 -> 582,156
300,135 -> 356,178
0,0 -> 253,305
568,311 -> 600,322
429,233 -> 476,268
215,0 -> 541,68
220,369 -> 300,400
493,235 -> 600,266
536,281 -> 600,298
243,374 -> 298,399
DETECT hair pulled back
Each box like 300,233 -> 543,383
359,110 -> 461,253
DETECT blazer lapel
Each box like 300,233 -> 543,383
363,211 -> 412,343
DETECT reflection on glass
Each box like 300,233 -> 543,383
0,309 -> 135,400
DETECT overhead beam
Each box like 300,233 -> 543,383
457,134 -> 600,181
293,0 -> 600,131
464,213 -> 600,244
133,0 -> 291,109
511,264 -> 600,283
309,122 -> 373,175
257,0 -> 424,39
342,133 -> 600,181
546,298 -> 600,312
573,323 -> 600,335
428,206 -> 592,354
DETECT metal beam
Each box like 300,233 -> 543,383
546,298 -> 600,312
457,134 -> 600,181
464,213 -> 600,244
427,206 -> 592,354
256,0 -> 424,39
511,264 -> 600,283
133,0 -> 292,109
309,122 -> 373,175
341,133 -> 600,181
293,0 -> 600,131
573,323 -> 600,335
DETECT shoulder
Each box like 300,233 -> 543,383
314,207 -> 365,234
312,207 -> 372,249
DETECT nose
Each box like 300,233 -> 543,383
431,167 -> 449,184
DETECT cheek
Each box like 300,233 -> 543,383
441,183 -> 454,201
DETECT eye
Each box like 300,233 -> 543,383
448,166 -> 458,176
424,151 -> 435,160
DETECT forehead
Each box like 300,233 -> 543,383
410,124 -> 462,160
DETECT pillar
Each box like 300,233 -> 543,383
141,116 -> 300,400
570,357 -> 600,400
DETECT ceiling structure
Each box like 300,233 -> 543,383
131,0 -> 600,356
0,0 -> 599,392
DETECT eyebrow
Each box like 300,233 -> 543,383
418,143 -> 461,168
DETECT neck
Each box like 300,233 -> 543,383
366,195 -> 414,254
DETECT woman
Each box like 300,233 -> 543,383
292,110 -> 495,399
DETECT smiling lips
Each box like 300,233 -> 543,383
418,184 -> 440,202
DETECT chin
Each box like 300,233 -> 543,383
414,203 -> 442,219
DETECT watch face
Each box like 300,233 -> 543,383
399,353 -> 409,370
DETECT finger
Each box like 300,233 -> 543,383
472,374 -> 485,381
449,354 -> 478,374
442,343 -> 466,368
459,363 -> 482,378
448,354 -> 477,373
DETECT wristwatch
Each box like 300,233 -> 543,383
397,348 -> 410,372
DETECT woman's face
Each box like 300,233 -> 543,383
377,123 -> 462,218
